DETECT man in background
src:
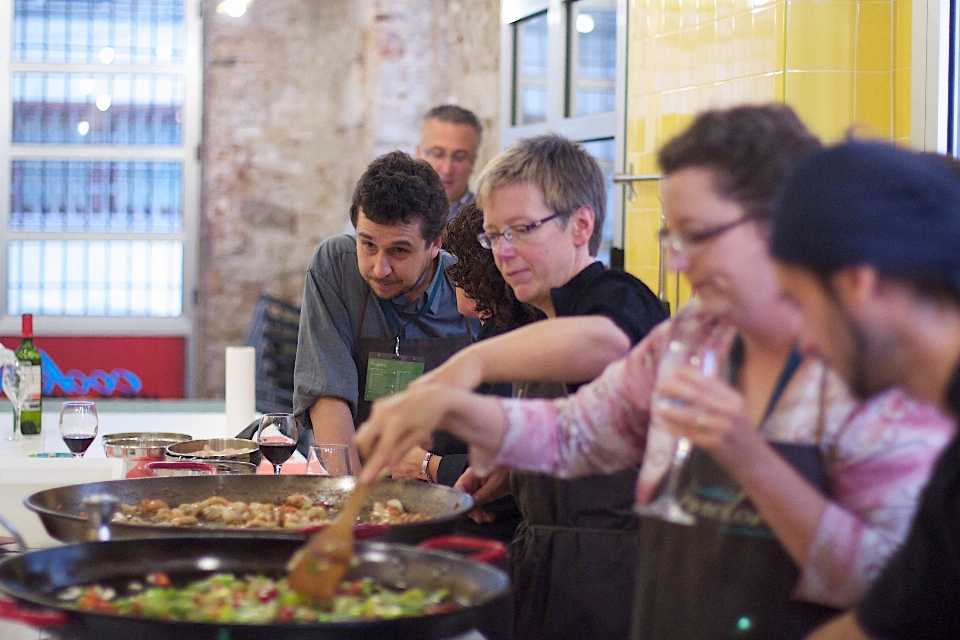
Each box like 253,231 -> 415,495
416,104 -> 482,219
343,104 -> 482,235
771,140 -> 960,640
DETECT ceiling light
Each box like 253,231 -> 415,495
576,14 -> 595,34
216,0 -> 253,17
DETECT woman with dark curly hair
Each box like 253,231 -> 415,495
444,202 -> 543,333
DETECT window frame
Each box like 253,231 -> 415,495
500,0 -> 628,261
0,0 -> 202,338
917,0 -> 952,151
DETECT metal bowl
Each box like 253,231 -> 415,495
142,461 -> 218,477
165,438 -> 262,467
102,432 -> 193,465
203,459 -> 258,474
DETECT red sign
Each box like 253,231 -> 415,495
0,336 -> 185,399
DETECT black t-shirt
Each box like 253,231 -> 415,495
856,361 -> 960,639
551,261 -> 668,392
551,261 -> 667,344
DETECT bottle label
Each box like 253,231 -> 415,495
21,363 -> 42,411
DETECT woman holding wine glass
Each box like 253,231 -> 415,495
257,413 -> 299,474
356,105 -> 954,639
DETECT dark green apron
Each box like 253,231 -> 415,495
511,381 -> 641,640
631,349 -> 841,640
351,275 -> 473,426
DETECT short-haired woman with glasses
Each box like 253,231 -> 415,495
406,134 -> 669,640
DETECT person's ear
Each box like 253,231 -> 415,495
832,265 -> 879,310
428,235 -> 443,259
570,205 -> 595,248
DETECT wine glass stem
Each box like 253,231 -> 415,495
662,437 -> 692,497
273,464 -> 283,475
10,408 -> 21,440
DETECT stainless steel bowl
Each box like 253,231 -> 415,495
203,460 -> 259,474
102,432 -> 193,464
143,461 -> 218,477
165,437 -> 262,467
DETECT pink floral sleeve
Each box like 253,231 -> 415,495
469,321 -> 672,477
794,387 -> 953,606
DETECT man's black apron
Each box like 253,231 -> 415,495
630,348 -> 841,640
511,381 -> 641,640
351,277 -> 474,427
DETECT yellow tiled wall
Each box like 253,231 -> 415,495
624,0 -> 909,312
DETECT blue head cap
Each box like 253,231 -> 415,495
771,140 -> 960,294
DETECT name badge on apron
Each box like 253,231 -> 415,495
364,352 -> 426,400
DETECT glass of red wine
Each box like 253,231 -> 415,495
59,400 -> 98,458
257,413 -> 299,475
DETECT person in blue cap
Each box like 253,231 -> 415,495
771,140 -> 960,640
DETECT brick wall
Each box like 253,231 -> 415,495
197,0 -> 499,398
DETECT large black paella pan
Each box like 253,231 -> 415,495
0,535 -> 508,640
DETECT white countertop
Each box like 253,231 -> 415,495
0,399 -> 234,459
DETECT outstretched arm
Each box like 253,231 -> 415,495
410,316 -> 631,391
356,386 -> 506,483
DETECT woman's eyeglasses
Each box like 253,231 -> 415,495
658,216 -> 754,255
477,213 -> 562,249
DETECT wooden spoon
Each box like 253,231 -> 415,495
287,477 -> 375,602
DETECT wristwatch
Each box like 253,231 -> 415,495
421,451 -> 435,483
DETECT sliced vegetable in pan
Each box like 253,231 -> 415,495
59,572 -> 462,624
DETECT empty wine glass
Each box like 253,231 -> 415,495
635,296 -> 732,526
59,401 -> 99,458
635,343 -> 723,525
257,413 -> 299,475
306,444 -> 354,476
2,359 -> 28,442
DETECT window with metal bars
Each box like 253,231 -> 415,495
3,0 -> 198,324
503,0 -> 622,268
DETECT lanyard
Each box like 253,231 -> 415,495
377,264 -> 444,356
728,335 -> 804,423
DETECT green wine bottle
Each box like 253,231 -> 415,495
15,314 -> 42,436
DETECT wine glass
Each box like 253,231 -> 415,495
635,298 -> 734,526
635,343 -> 723,525
59,401 -> 99,458
2,359 -> 28,442
306,444 -> 354,476
257,413 -> 299,475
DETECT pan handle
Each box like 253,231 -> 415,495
296,523 -> 389,540
0,598 -> 69,627
0,514 -> 27,553
417,535 -> 507,563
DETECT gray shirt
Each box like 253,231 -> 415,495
293,234 -> 474,429
449,190 -> 474,219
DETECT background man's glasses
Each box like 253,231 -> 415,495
423,148 -> 475,166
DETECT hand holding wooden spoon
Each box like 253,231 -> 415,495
287,477 -> 375,602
